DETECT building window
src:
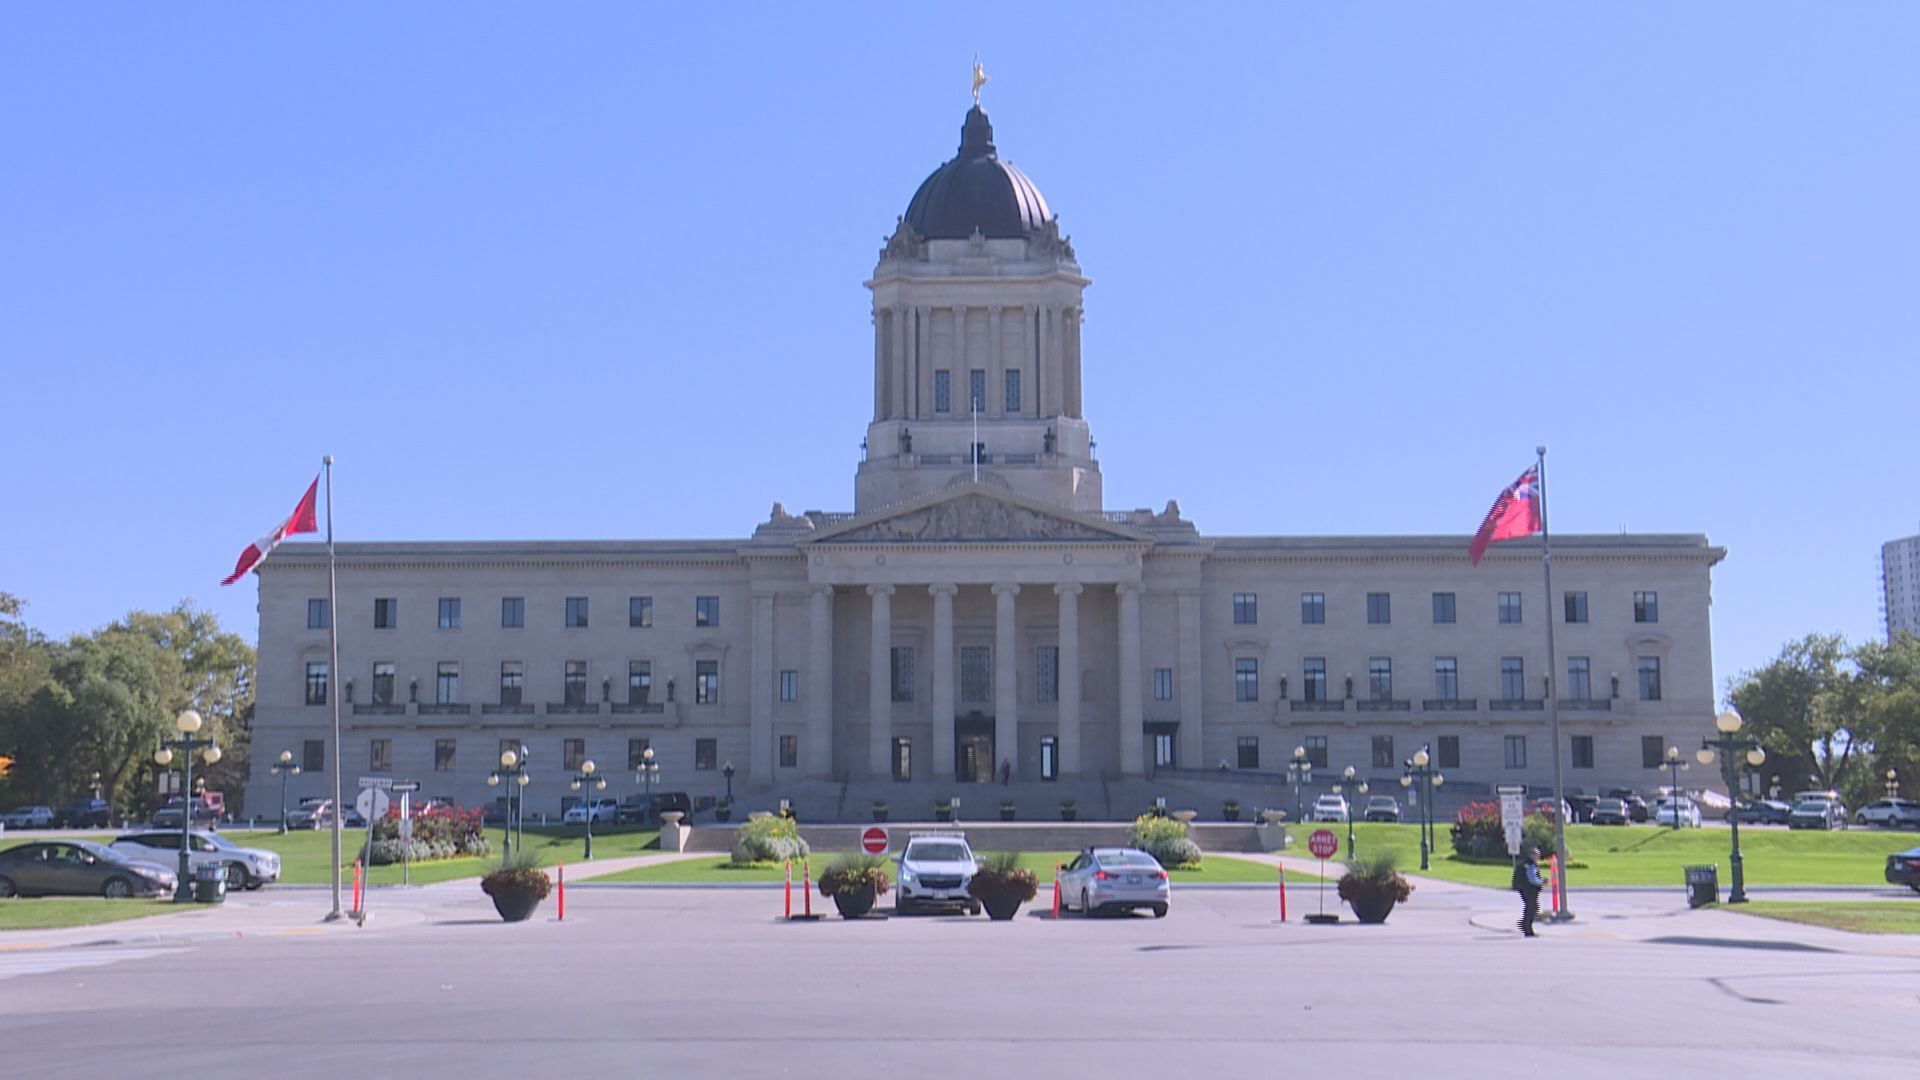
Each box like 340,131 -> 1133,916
1367,592 -> 1391,625
564,739 -> 586,771
1500,657 -> 1525,701
891,736 -> 911,780
436,662 -> 459,705
968,368 -> 986,412
628,738 -> 652,771
307,598 -> 329,629
1564,592 -> 1588,624
305,662 -> 329,705
696,596 -> 720,627
1234,657 -> 1259,703
695,739 -> 717,771
1641,735 -> 1665,769
1152,732 -> 1175,768
1572,735 -> 1595,769
891,646 -> 916,703
564,661 -> 588,705
1433,657 -> 1458,701
1635,591 -> 1659,623
499,662 -> 523,706
1153,668 -> 1174,701
696,659 -> 719,704
779,670 -> 798,703
370,739 -> 392,773
1040,736 -> 1058,780
1301,592 -> 1325,625
501,597 -> 524,629
960,646 -> 991,703
1372,735 -> 1394,769
1233,593 -> 1258,625
1566,657 -> 1591,700
1432,592 -> 1455,624
779,735 -> 799,769
565,597 -> 589,629
1498,592 -> 1522,624
374,598 -> 397,629
435,739 -> 456,773
1237,736 -> 1260,769
970,441 -> 986,464
371,662 -> 395,705
438,598 -> 461,630
303,739 -> 325,772
628,661 -> 651,704
1034,645 -> 1058,703
1304,736 -> 1328,769
1303,658 -> 1327,702
934,369 -> 951,413
1637,656 -> 1662,701
1437,735 -> 1460,770
1368,657 -> 1393,701
1504,735 -> 1528,769
629,596 -> 653,628
1004,369 -> 1021,413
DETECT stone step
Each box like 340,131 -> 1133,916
683,819 -> 1274,855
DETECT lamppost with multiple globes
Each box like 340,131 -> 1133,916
1888,768 -> 1901,800
1697,709 -> 1766,903
1332,764 -> 1368,856
1286,746 -> 1313,824
1663,746 -> 1690,830
569,759 -> 608,859
636,746 -> 660,819
487,745 -> 530,860
271,750 -> 301,833
1400,745 -> 1445,872
722,761 -> 736,805
152,710 -> 221,902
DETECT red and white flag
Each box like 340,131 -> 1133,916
221,477 -> 320,585
1468,465 -> 1542,566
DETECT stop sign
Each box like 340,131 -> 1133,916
860,825 -> 889,855
1307,829 -> 1339,859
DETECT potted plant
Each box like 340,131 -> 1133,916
871,800 -> 889,823
1222,799 -> 1241,822
479,850 -> 551,923
714,798 -> 733,823
1059,799 -> 1078,822
817,854 -> 891,918
1000,799 -> 1017,821
967,851 -> 1038,921
1337,851 -> 1415,924
935,798 -> 954,823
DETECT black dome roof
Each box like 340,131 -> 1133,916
903,107 -> 1052,240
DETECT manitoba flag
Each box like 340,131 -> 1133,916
221,477 -> 320,585
1468,465 -> 1542,566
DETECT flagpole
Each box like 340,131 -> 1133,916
323,454 -> 345,922
1537,444 -> 1573,921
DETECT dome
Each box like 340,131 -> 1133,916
903,106 -> 1052,240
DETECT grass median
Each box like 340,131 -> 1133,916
0,898 -> 182,932
1720,901 -> 1920,935
593,850 -> 1280,885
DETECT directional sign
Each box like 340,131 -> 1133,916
1497,784 -> 1527,857
860,825 -> 890,855
355,786 -> 391,822
357,776 -> 394,790
391,780 -> 422,794
1307,829 -> 1339,860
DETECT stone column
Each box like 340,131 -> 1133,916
1117,582 -> 1145,777
1177,590 -> 1203,771
750,592 -> 776,787
868,584 -> 894,778
992,583 -> 1020,779
988,306 -> 1004,416
806,585 -> 834,779
873,311 -> 886,421
930,584 -> 957,781
1056,583 -> 1082,777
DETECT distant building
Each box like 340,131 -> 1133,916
1886,531 -> 1920,641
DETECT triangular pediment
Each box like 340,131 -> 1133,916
806,486 -> 1148,545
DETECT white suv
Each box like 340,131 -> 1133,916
1311,795 -> 1350,823
110,829 -> 281,890
894,832 -> 981,916
563,797 -> 619,825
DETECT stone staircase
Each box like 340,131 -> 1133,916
684,819 -> 1269,855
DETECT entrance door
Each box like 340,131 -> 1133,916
958,734 -> 993,783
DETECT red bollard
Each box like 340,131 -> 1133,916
352,860 -> 363,914
557,863 -> 565,922
784,859 -> 792,919
1052,864 -> 1062,919
1548,855 -> 1561,915
802,857 -> 813,918
1278,864 -> 1288,922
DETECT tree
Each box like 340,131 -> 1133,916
116,603 -> 256,808
1726,634 -> 1863,795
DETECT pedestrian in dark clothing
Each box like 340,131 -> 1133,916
1514,847 -> 1544,937
1000,759 -> 1012,786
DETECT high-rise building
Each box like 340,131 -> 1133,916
1885,531 -> 1920,640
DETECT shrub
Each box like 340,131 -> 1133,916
1337,850 -> 1414,903
1449,801 -> 1562,862
968,851 -> 1037,902
367,838 -> 437,865
480,848 -> 551,900
731,813 -> 808,864
1129,812 -> 1202,868
817,854 -> 891,897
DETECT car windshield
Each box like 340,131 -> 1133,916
908,842 -> 970,862
1794,800 -> 1829,811
1367,797 -> 1394,807
1096,851 -> 1161,868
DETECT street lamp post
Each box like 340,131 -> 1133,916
722,761 -> 735,805
569,759 -> 607,859
270,751 -> 301,834
152,710 -> 221,902
636,746 -> 660,821
1287,746 -> 1312,824
1663,747 -> 1689,830
1400,745 -> 1444,872
488,745 -> 531,860
1336,765 -> 1367,855
1697,709 -> 1766,904
1888,768 -> 1901,800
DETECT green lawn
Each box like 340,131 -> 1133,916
1722,901 -> 1920,935
595,850 -> 1278,885
223,825 -> 659,885
0,898 -> 182,932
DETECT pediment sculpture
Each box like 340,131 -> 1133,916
828,494 -> 1123,543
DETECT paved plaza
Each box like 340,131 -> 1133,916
2,868 -> 1915,1078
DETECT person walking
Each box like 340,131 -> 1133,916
1000,759 -> 1012,786
1513,846 -> 1544,937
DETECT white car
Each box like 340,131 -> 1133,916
563,797 -> 620,825
1058,847 -> 1171,917
894,831 -> 981,915
1652,797 -> 1703,828
109,829 -> 281,890
1311,795 -> 1350,823
1856,798 -> 1920,829
3,806 -> 55,829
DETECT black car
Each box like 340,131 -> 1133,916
1566,794 -> 1597,824
1886,847 -> 1920,892
1729,799 -> 1792,825
0,840 -> 176,898
616,791 -> 693,825
1601,789 -> 1651,822
54,799 -> 112,829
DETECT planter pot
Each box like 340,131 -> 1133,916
1000,807 -> 1017,821
832,883 -> 876,919
1347,891 -> 1398,924
872,808 -> 889,823
1060,807 -> 1078,821
980,893 -> 1025,921
935,807 -> 953,822
714,807 -> 732,823
1223,807 -> 1242,822
490,890 -> 543,923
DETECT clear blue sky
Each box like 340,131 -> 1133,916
3,3 -> 1916,698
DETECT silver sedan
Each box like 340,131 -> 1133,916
1058,847 -> 1170,918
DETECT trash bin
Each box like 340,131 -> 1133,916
1684,864 -> 1718,908
192,862 -> 227,904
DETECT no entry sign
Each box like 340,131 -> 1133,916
1307,829 -> 1339,860
860,825 -> 890,855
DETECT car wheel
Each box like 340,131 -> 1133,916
967,900 -> 981,917
1081,888 -> 1093,917
226,863 -> 249,891
1152,904 -> 1168,919
0,876 -> 15,898
102,877 -> 133,899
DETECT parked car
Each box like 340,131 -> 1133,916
1728,799 -> 1792,825
1788,798 -> 1848,830
1590,798 -> 1631,826
562,797 -> 620,825
1600,788 -> 1651,822
53,799 -> 112,829
1057,847 -> 1170,918
1311,795 -> 1350,823
0,840 -> 176,898
1887,846 -> 1920,892
3,806 -> 56,829
1566,794 -> 1597,824
151,796 -> 221,830
1362,795 -> 1402,823
1533,798 -> 1574,822
1855,798 -> 1920,829
893,831 -> 981,915
286,797 -> 332,830
1652,796 -> 1703,828
615,791 -> 693,825
110,829 -> 281,890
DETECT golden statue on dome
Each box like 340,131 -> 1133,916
971,55 -> 988,107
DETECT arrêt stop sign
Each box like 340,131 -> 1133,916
1307,829 -> 1339,859
860,825 -> 889,855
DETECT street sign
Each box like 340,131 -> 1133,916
1307,829 -> 1339,859
355,786 -> 391,821
391,780 -> 422,794
357,776 -> 394,790
860,825 -> 889,855
1498,784 -> 1527,857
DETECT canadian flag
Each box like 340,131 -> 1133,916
221,477 -> 320,585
